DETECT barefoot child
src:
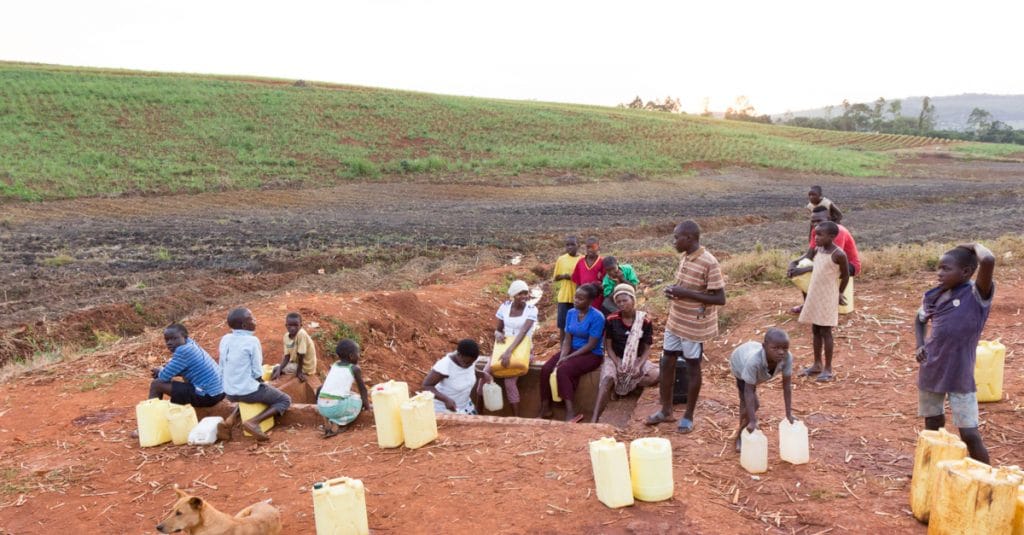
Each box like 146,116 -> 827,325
914,243 -> 995,463
552,236 -> 581,338
218,307 -> 291,441
317,339 -> 370,438
797,222 -> 849,382
271,312 -> 317,383
729,329 -> 794,451
149,323 -> 225,408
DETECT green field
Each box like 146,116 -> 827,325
0,62 -> 1006,201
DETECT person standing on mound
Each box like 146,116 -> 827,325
646,221 -> 725,434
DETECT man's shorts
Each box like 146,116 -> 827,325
170,381 -> 225,408
918,390 -> 979,428
663,331 -> 702,360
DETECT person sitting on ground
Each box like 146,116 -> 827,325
423,339 -> 486,414
149,323 -> 225,408
571,236 -> 606,311
729,328 -> 794,452
317,339 -> 370,438
806,185 -> 843,224
914,243 -> 995,463
796,222 -> 849,382
600,256 -> 640,315
591,284 -> 658,423
538,283 -> 606,423
271,311 -> 317,383
788,206 -> 860,314
217,307 -> 292,442
552,235 -> 581,339
481,280 -> 537,416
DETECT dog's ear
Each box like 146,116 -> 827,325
174,486 -> 188,498
189,497 -> 203,510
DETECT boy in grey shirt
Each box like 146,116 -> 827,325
729,328 -> 795,452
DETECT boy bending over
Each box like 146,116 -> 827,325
730,329 -> 794,451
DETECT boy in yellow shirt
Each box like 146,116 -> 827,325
552,236 -> 580,338
271,312 -> 317,382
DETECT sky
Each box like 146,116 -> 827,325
3,0 -> 1022,114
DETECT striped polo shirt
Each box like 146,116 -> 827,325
158,339 -> 224,396
665,246 -> 725,342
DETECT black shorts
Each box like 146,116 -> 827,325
170,381 -> 225,408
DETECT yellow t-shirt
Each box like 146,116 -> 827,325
553,253 -> 581,303
283,328 -> 317,375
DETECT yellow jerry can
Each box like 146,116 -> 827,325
928,458 -> 1022,535
975,340 -> 1006,403
370,380 -> 409,448
489,339 -> 531,378
166,404 -> 198,446
911,428 -> 968,522
630,437 -> 674,502
136,398 -> 172,447
312,477 -> 369,535
588,437 -> 634,509
238,402 -> 274,436
399,391 -> 438,449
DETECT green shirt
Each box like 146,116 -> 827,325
602,264 -> 639,296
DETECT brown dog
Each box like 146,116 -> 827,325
156,487 -> 282,534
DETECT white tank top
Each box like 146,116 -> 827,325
321,363 -> 355,398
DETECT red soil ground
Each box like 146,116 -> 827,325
1,264 -> 1022,534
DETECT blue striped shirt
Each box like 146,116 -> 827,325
158,339 -> 224,396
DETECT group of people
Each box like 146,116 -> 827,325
147,185 -> 999,462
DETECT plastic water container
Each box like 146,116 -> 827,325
588,437 -> 634,508
166,404 -> 198,446
910,428 -> 968,522
839,277 -> 854,315
489,339 -> 531,378
550,368 -> 561,402
929,458 -> 1022,534
630,437 -> 673,502
482,382 -> 504,412
261,364 -> 275,382
187,416 -> 224,446
400,391 -> 438,449
371,380 -> 409,448
779,419 -> 809,465
1013,485 -> 1024,535
975,340 -> 1006,403
136,398 -> 172,447
238,402 -> 274,437
740,429 -> 768,474
312,477 -> 369,535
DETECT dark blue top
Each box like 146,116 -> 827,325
918,281 -> 994,393
159,339 -> 224,396
565,306 -> 606,356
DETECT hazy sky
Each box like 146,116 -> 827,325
3,0 -> 1021,114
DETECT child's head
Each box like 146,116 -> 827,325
813,221 -> 839,248
454,339 -> 480,367
163,323 -> 189,353
507,280 -> 530,304
762,328 -> 790,363
564,235 -> 579,256
227,307 -> 256,331
808,185 -> 823,205
937,246 -> 979,289
602,256 -> 621,277
584,236 -> 600,257
285,312 -> 302,336
810,205 -> 830,227
672,220 -> 700,253
335,339 -> 360,364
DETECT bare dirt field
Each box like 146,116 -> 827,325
1,155 -> 1022,533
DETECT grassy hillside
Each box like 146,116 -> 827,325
0,62 -> 979,201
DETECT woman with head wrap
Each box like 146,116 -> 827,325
591,284 -> 660,423
480,279 -> 537,416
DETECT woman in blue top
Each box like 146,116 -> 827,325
538,283 -> 605,423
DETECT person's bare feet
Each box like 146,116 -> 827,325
789,305 -> 803,315
735,434 -> 742,453
242,421 -> 269,442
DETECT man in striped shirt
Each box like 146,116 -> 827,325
149,323 -> 225,407
646,221 -> 726,433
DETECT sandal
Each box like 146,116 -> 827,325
676,418 -> 694,434
789,305 -> 803,315
645,411 -> 671,426
569,414 -> 585,424
798,366 -> 821,377
816,371 -> 835,382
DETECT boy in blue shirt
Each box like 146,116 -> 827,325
149,323 -> 225,407
914,243 -> 995,463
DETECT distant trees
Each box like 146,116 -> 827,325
622,96 -> 683,113
779,96 -> 1024,145
724,96 -> 772,124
